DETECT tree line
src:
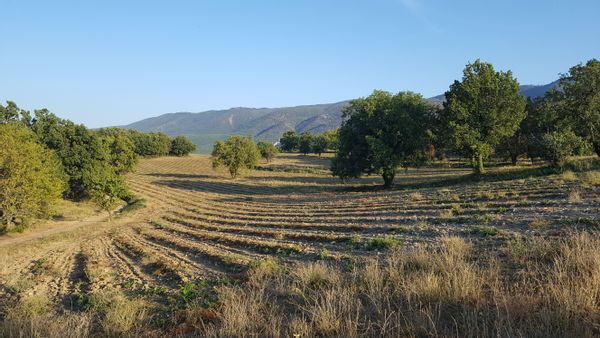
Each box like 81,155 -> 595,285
212,59 -> 599,187
279,130 -> 338,156
332,59 -> 600,186
0,103 -> 196,232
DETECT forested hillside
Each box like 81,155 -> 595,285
124,82 -> 559,152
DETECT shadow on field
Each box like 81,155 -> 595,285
246,175 -> 347,185
146,173 -> 213,179
151,165 -> 560,202
152,179 -> 333,196
340,165 -> 559,192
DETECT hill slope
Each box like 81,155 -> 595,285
124,82 -> 558,153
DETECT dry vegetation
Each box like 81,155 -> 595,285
1,153 -> 599,337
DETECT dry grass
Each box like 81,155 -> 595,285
192,233 -> 600,337
561,170 -> 578,181
0,313 -> 92,338
582,171 -> 600,186
568,189 -> 582,203
2,155 -> 600,337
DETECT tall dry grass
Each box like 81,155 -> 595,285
196,232 -> 600,337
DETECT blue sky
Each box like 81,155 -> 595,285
1,0 -> 599,127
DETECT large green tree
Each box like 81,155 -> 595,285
211,136 -> 260,178
332,90 -> 436,187
321,130 -> 339,151
84,164 -> 130,222
554,59 -> 600,156
0,124 -> 67,231
170,135 -> 197,156
31,110 -> 112,198
442,60 -> 527,173
298,132 -> 313,155
279,131 -> 299,152
257,141 -> 279,162
312,134 -> 328,156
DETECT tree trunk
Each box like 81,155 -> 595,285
594,142 -> 600,157
382,169 -> 395,188
511,153 -> 518,166
476,154 -> 485,174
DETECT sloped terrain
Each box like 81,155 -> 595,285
123,81 -> 558,153
1,154 -> 598,336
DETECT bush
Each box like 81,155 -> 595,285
541,130 -> 583,167
365,236 -> 402,251
0,124 -> 67,232
170,135 -> 196,156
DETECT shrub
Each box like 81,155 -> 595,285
582,171 -> 600,186
102,294 -> 147,336
468,225 -> 499,236
561,170 -> 578,181
568,190 -> 581,203
541,130 -> 583,167
409,192 -> 424,201
366,236 -> 402,250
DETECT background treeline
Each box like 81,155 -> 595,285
279,130 -> 338,155
213,59 -> 599,186
0,103 -> 196,232
331,59 -> 600,186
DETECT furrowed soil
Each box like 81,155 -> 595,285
1,153 -> 599,336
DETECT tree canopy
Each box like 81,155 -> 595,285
298,132 -> 313,155
553,59 -> 600,156
211,136 -> 261,178
279,131 -> 299,152
127,130 -> 172,157
311,134 -> 328,156
442,60 -> 527,173
84,163 -> 130,222
257,141 -> 279,162
170,135 -> 197,156
0,124 -> 67,231
332,90 -> 436,187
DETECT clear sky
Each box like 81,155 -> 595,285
1,0 -> 599,128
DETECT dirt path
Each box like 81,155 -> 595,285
0,213 -> 113,248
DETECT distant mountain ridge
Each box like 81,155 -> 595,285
123,81 -> 558,153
